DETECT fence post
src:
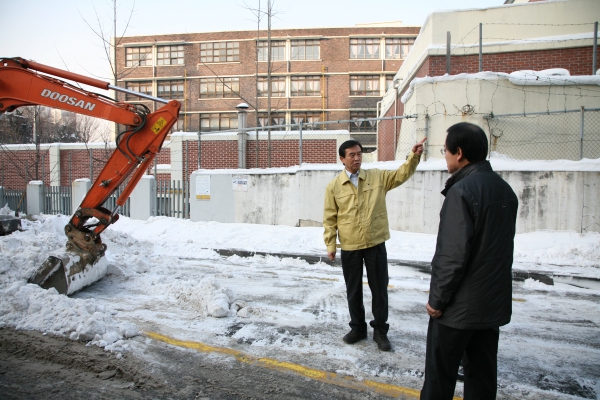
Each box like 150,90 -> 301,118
580,106 -> 585,160
424,115 -> 429,161
130,175 -> 156,220
197,132 -> 202,169
170,134 -> 184,183
299,123 -> 303,166
152,178 -> 157,217
49,144 -> 61,187
185,141 -> 189,181
237,103 -> 249,169
593,21 -> 598,75
479,23 -> 483,72
72,178 -> 91,214
0,186 -> 4,209
89,149 -> 93,181
26,181 -> 44,216
446,31 -> 451,74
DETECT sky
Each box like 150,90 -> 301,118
0,207 -> 599,397
1,0 -> 505,83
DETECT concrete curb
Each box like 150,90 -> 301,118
212,248 -> 600,290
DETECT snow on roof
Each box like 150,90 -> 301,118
401,69 -> 600,104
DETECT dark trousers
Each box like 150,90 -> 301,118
340,242 -> 389,334
420,318 -> 499,400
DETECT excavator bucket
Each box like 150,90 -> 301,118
28,211 -> 112,294
29,253 -> 108,295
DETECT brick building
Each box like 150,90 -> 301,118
114,23 -> 420,149
378,0 -> 600,161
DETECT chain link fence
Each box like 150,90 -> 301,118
395,116 -> 418,160
198,115 -> 417,168
485,108 -> 600,160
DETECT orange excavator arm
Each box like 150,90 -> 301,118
0,57 -> 181,294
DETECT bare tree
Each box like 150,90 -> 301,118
78,0 -> 135,87
78,0 -> 136,143
0,106 -> 60,185
0,1 -> 134,191
241,0 -> 286,167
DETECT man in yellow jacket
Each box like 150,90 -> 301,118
324,137 -> 426,351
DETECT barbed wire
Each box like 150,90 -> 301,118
484,22 -> 596,27
441,20 -> 597,57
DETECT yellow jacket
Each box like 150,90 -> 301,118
323,152 -> 421,252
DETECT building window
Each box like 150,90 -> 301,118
258,113 -> 286,130
386,75 -> 395,91
258,41 -> 286,61
291,112 -> 321,126
350,38 -> 380,59
125,81 -> 153,100
291,76 -> 321,97
172,116 -> 185,132
199,77 -> 239,98
157,80 -> 184,99
200,41 -> 239,63
257,76 -> 286,97
350,75 -> 380,96
385,38 -> 415,59
291,39 -> 320,60
125,47 -> 152,67
157,45 -> 184,65
200,113 -> 238,132
350,111 -> 377,132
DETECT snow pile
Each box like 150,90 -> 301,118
0,280 -> 139,350
175,276 -> 235,318
1,211 -> 599,356
514,231 -> 600,269
0,204 -> 16,216
0,215 -> 138,351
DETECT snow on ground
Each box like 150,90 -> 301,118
0,210 -> 599,398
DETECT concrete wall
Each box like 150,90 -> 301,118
190,167 -> 600,234
395,76 -> 600,161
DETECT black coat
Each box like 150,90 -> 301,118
429,161 -> 518,330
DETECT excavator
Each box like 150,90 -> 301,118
0,57 -> 181,295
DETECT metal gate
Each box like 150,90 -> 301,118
102,185 -> 131,218
155,180 -> 189,219
44,186 -> 72,215
0,188 -> 27,214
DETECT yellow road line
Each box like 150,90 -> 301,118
145,331 -> 462,399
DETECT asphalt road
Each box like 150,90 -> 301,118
2,253 -> 599,399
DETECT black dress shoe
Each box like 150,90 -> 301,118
457,365 -> 464,382
373,330 -> 391,351
343,329 -> 367,344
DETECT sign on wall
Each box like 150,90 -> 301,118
232,175 -> 249,192
195,175 -> 210,200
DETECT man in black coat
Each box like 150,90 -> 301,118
420,122 -> 518,400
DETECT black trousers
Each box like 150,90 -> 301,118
420,318 -> 500,400
340,242 -> 389,334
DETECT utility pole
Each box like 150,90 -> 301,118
267,0 -> 272,168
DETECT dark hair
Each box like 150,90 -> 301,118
445,122 -> 488,162
338,140 -> 363,158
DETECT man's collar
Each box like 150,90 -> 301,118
441,160 -> 492,196
345,169 -> 359,178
